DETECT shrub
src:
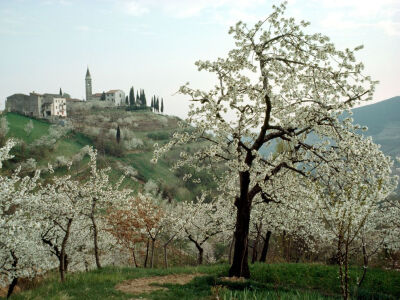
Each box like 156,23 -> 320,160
147,131 -> 170,140
103,141 -> 123,157
55,156 -> 69,167
108,128 -> 117,140
121,128 -> 135,141
83,126 -> 100,137
19,158 -> 37,173
123,138 -> 144,150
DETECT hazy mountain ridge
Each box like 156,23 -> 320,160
351,96 -> 400,157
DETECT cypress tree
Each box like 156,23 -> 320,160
129,87 -> 135,106
125,95 -> 129,105
101,91 -> 106,101
59,88 -> 62,96
161,98 -> 164,113
139,89 -> 144,107
136,91 -> 140,106
116,125 -> 121,144
142,90 -> 147,107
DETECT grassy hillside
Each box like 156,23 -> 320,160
2,110 -> 207,201
4,263 -> 400,299
4,113 -> 51,143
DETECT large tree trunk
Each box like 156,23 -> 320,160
229,205 -> 251,277
259,231 -> 272,262
7,278 -> 18,299
91,198 -> 102,269
229,172 -> 252,278
188,235 -> 204,265
60,219 -> 73,282
7,251 -> 18,298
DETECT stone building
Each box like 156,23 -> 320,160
6,92 -> 67,118
105,90 -> 125,105
85,67 -> 125,105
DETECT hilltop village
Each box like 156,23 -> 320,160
4,68 -> 163,119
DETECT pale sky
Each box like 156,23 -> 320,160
0,0 -> 399,118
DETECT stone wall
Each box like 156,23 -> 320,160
6,93 -> 42,117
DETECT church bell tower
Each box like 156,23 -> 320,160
85,67 -> 92,101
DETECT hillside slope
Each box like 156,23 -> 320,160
1,110 -> 208,202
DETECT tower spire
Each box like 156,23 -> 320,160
86,66 -> 91,78
85,66 -> 92,101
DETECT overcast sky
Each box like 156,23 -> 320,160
0,0 -> 399,118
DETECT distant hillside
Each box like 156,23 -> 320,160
352,96 -> 400,157
1,110 -> 211,202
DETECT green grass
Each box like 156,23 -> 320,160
123,152 -> 176,183
5,112 -> 50,143
220,288 -> 339,300
6,263 -> 400,300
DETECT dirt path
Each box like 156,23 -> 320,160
115,273 -> 205,297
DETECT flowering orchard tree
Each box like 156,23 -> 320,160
106,193 -> 164,268
249,170 -> 325,263
158,200 -> 195,268
0,140 -> 54,298
181,195 -> 235,265
382,197 -> 400,253
79,146 -> 133,269
106,196 -> 146,267
36,165 -> 89,282
384,157 -> 400,253
313,135 -> 397,299
153,2 -> 376,278
135,194 -> 164,268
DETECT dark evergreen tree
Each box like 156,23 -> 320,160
139,89 -> 145,107
116,125 -> 121,144
151,97 -> 154,111
129,87 -> 135,106
142,90 -> 147,107
125,95 -> 129,105
136,91 -> 140,106
59,88 -> 62,96
156,97 -> 160,112
161,98 -> 164,113
101,91 -> 106,101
